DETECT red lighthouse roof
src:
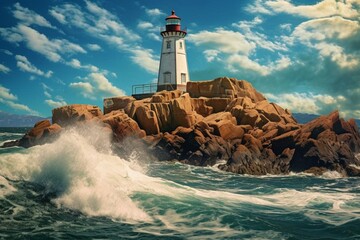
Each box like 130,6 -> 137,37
166,10 -> 181,20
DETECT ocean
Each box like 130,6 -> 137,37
0,127 -> 359,239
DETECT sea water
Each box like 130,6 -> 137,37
0,126 -> 359,239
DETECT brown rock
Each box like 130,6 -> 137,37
151,90 -> 182,103
170,93 -> 199,129
150,103 -> 172,132
187,77 -> 266,102
237,109 -> 259,126
19,120 -> 62,148
225,97 -> 256,111
52,104 -> 103,127
191,97 -> 213,117
103,96 -> 135,114
101,110 -> 145,141
135,105 -> 160,135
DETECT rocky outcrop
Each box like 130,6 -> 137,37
8,77 -> 360,177
52,104 -> 103,126
18,120 -> 62,148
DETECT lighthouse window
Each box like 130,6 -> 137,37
179,42 -> 183,49
181,73 -> 186,83
166,41 -> 171,49
166,19 -> 180,25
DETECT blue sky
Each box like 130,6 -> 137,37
0,0 -> 359,119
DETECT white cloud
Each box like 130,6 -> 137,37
89,72 -> 125,96
15,55 -> 53,77
316,42 -> 358,69
0,49 -> 13,56
189,28 -> 290,75
45,99 -> 67,108
0,84 -> 38,115
188,29 -> 254,55
0,64 -> 11,74
137,21 -> 154,30
232,17 -> 288,52
13,3 -> 55,28
245,0 -> 359,19
69,82 -> 94,99
0,27 -> 24,44
129,48 -> 159,74
265,92 -> 345,115
203,49 -> 221,62
49,9 -> 66,24
86,43 -> 102,51
70,73 -> 125,99
0,24 -> 86,62
41,83 -> 53,98
66,58 -> 99,72
0,85 -> 17,100
147,33 -> 161,41
50,2 -> 158,74
146,8 -> 165,17
289,16 -> 360,68
0,98 -> 38,115
245,0 -> 273,14
280,23 -> 292,32
228,55 -> 270,75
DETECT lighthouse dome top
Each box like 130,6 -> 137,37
166,10 -> 181,20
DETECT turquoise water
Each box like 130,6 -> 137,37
1,127 -> 360,239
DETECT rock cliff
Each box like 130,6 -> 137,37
6,77 -> 360,176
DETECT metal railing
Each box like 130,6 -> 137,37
132,83 -> 158,95
132,83 -> 178,95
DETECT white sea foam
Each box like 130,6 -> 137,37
0,123 -> 359,229
0,124 -> 179,222
0,132 -> 23,137
0,176 -> 16,196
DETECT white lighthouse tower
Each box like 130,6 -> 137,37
157,10 -> 189,92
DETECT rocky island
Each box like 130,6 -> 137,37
6,77 -> 360,177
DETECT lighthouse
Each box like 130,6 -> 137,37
157,10 -> 189,92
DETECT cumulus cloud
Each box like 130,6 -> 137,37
45,99 -> 67,108
146,8 -> 165,17
245,0 -> 359,19
70,72 -> 125,99
69,82 -> 94,99
265,92 -> 346,115
15,55 -> 53,77
0,64 -> 11,74
13,2 -> 55,28
49,1 -> 159,74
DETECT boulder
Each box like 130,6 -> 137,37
225,97 -> 256,111
187,77 -> 266,102
52,104 -> 102,127
170,93 -> 200,129
101,110 -> 145,141
191,97 -> 213,117
151,90 -> 182,103
19,120 -> 62,148
135,105 -> 160,135
103,96 -> 135,114
150,103 -> 173,132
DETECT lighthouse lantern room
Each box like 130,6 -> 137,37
157,10 -> 189,92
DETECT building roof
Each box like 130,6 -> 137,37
166,10 -> 181,20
